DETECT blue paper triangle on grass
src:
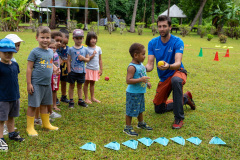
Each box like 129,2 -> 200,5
104,141 -> 120,151
80,142 -> 96,151
138,137 -> 153,147
122,139 -> 138,150
153,137 -> 169,146
209,137 -> 226,145
186,137 -> 202,145
170,136 -> 185,145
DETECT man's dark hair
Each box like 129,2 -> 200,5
157,15 -> 172,27
51,31 -> 63,39
129,43 -> 145,58
85,32 -> 97,46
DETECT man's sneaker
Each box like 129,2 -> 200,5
34,118 -> 42,125
137,122 -> 153,130
69,101 -> 74,108
9,132 -> 25,142
50,111 -> 62,119
172,119 -> 184,129
78,100 -> 88,107
61,96 -> 70,103
0,139 -> 8,152
184,91 -> 196,110
123,126 -> 138,136
56,98 -> 60,106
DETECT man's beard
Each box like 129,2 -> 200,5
160,30 -> 170,37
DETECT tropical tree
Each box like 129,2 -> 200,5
105,0 -> 111,22
189,0 -> 207,29
130,0 -> 139,33
0,0 -> 33,31
49,0 -> 56,29
151,0 -> 155,23
84,0 -> 88,30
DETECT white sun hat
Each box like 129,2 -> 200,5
5,34 -> 24,43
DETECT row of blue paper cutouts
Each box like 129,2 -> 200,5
80,136 -> 226,151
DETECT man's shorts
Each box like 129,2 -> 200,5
126,92 -> 145,117
51,75 -> 60,91
60,62 -> 68,82
68,72 -> 85,84
28,84 -> 53,107
0,99 -> 20,121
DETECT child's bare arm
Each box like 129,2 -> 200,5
67,54 -> 71,73
53,64 -> 60,75
99,54 -> 103,76
126,66 -> 150,84
26,61 -> 34,95
78,54 -> 90,62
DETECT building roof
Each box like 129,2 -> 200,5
40,0 -> 66,8
160,4 -> 187,18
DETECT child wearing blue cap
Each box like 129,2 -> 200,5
0,38 -> 24,152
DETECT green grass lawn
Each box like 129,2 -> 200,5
0,27 -> 239,159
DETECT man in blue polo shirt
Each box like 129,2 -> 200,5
146,15 -> 196,129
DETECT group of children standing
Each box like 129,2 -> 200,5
0,26 -> 103,151
0,26 -> 153,152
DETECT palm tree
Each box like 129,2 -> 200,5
190,0 -> 207,30
167,0 -> 171,18
49,0 -> 56,29
105,0 -> 111,22
130,0 -> 139,33
84,0 -> 88,30
151,0 -> 155,23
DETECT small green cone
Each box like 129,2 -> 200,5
198,48 -> 203,57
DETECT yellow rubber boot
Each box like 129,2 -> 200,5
26,116 -> 38,136
40,113 -> 59,131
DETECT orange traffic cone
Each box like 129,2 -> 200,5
224,49 -> 229,57
214,51 -> 219,61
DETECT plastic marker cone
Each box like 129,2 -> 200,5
209,137 -> 226,145
138,137 -> 153,147
153,137 -> 169,146
170,136 -> 185,145
186,137 -> 202,145
198,48 -> 203,57
224,49 -> 229,57
104,141 -> 120,151
214,51 -> 219,61
80,142 -> 96,151
122,140 -> 138,150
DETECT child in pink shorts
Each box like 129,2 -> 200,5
83,32 -> 103,104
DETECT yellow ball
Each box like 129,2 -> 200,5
158,61 -> 164,66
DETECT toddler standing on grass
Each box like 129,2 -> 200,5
83,32 -> 103,104
26,26 -> 60,136
67,29 -> 94,108
1,34 -> 24,135
123,43 -> 153,136
0,38 -> 24,152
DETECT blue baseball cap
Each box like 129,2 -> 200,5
0,38 -> 17,53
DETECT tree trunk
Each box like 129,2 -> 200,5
151,0 -> 155,23
130,0 -> 139,33
66,0 -> 71,29
84,0 -> 88,30
142,2 -> 146,22
167,0 -> 171,18
49,0 -> 56,29
189,0 -> 207,30
105,0 -> 111,22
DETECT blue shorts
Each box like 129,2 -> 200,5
126,92 -> 145,117
0,99 -> 20,121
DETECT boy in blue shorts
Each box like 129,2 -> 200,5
0,38 -> 24,152
123,43 -> 153,136
67,29 -> 91,108
26,26 -> 60,136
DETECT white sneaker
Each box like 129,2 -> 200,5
50,111 -> 62,119
34,118 -> 42,125
0,139 -> 8,152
